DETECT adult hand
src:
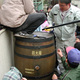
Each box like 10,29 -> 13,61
57,49 -> 63,57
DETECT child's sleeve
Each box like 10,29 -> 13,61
61,56 -> 70,70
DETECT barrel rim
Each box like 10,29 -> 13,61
15,36 -> 54,42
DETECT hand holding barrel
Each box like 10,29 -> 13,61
57,49 -> 63,57
21,77 -> 27,80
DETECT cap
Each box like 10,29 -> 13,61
66,46 -> 80,63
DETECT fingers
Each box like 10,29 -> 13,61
57,49 -> 61,54
52,74 -> 58,79
57,49 -> 60,52
21,77 -> 27,80
57,49 -> 63,57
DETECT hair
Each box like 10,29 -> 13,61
51,0 -> 58,6
58,0 -> 71,4
74,42 -> 80,51
47,5 -> 53,10
76,35 -> 80,40
67,59 -> 79,68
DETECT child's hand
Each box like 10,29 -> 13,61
57,49 -> 63,57
52,74 -> 58,79
21,77 -> 27,80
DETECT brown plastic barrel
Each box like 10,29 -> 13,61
14,32 -> 56,80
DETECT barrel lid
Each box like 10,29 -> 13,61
14,31 -> 54,42
14,31 -> 54,39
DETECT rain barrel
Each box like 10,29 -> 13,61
14,31 -> 56,80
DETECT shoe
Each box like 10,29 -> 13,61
14,31 -> 34,38
15,31 -> 28,36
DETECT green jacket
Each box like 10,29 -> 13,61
59,57 -> 80,80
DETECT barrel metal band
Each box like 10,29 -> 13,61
15,43 -> 54,49
23,71 -> 53,79
15,51 -> 55,59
